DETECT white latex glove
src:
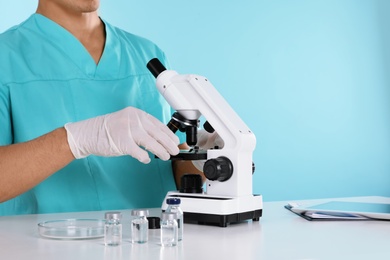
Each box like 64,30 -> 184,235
64,107 -> 180,163
196,129 -> 224,150
192,129 -> 224,171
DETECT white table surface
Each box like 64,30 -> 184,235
1,196 -> 390,260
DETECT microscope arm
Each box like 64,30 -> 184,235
147,58 -> 256,198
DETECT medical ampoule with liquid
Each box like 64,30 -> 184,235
130,209 -> 149,244
104,212 -> 122,246
160,212 -> 178,247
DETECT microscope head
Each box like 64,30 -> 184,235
147,58 -> 201,147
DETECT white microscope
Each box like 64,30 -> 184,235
147,58 -> 263,227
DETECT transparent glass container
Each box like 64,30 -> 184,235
166,198 -> 184,241
160,212 -> 178,247
104,212 -> 122,246
130,209 -> 149,244
37,219 -> 105,240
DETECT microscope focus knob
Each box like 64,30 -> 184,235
203,156 -> 233,182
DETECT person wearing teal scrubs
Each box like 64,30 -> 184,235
0,0 -> 202,216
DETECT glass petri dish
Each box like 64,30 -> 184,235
38,219 -> 105,240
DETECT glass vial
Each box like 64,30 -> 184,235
130,209 -> 149,244
165,198 -> 183,241
160,212 -> 178,247
104,212 -> 122,246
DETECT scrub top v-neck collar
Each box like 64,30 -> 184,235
29,13 -> 119,78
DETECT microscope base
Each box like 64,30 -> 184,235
184,209 -> 262,227
162,192 -> 263,227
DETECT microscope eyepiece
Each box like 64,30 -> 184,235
147,58 -> 167,78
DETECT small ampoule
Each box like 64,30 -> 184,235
165,198 -> 184,241
130,209 -> 149,244
104,212 -> 122,246
160,212 -> 178,247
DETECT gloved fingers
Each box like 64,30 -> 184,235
128,145 -> 152,164
107,108 -> 179,160
105,127 -> 153,163
136,136 -> 173,161
146,113 -> 180,142
211,132 -> 224,148
65,106 -> 182,163
148,130 -> 180,156
196,129 -> 224,150
196,129 -> 210,148
142,113 -> 180,155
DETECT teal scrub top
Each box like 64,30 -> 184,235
0,14 -> 178,216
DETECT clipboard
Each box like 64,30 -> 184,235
284,200 -> 390,221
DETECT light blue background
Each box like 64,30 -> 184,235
1,0 -> 390,202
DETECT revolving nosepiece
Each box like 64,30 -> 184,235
167,112 -> 199,146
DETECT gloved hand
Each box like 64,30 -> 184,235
192,129 -> 224,171
64,107 -> 180,163
196,129 -> 224,150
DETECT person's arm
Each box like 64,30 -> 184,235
0,127 -> 74,202
0,107 -> 180,203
